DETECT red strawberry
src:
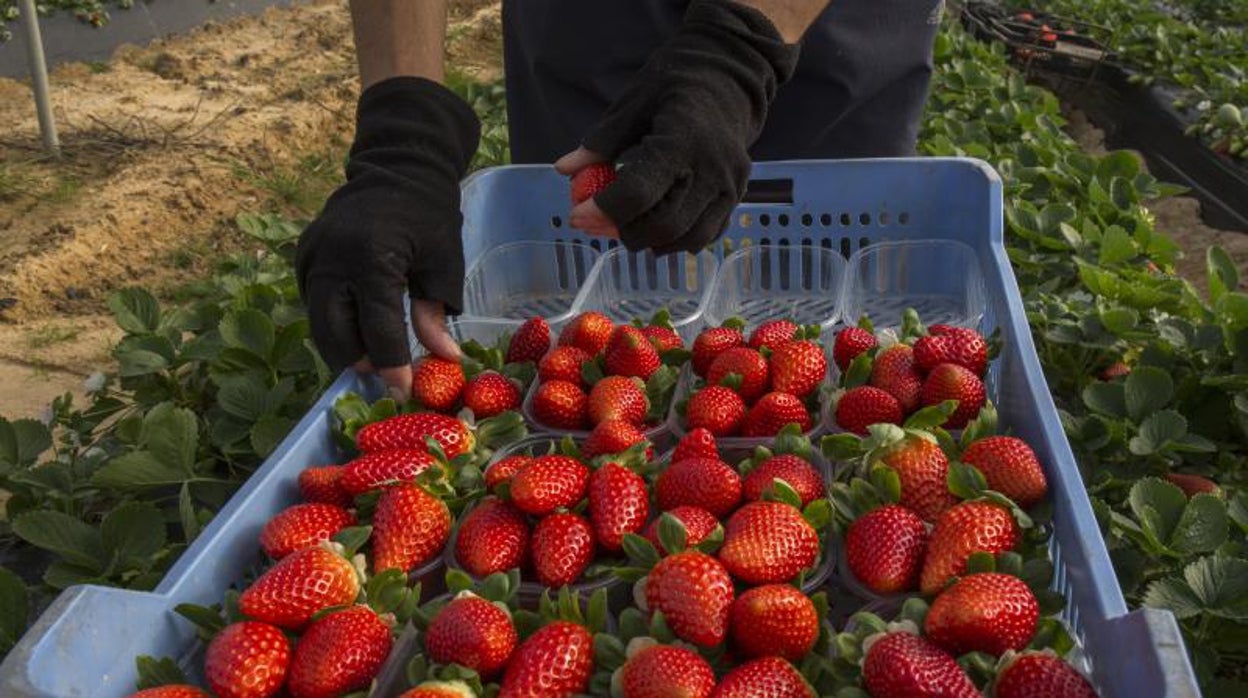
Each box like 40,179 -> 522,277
531,512 -> 595,587
692,326 -> 746,377
509,454 -> 590,516
412,357 -> 466,412
643,551 -> 735,647
915,325 -> 988,376
204,621 -> 290,698
685,385 -> 746,436
128,687 -> 211,698
921,363 -> 987,429
507,317 -> 551,364
426,593 -> 518,679
340,448 -> 437,497
708,347 -> 770,402
587,375 -> 649,426
655,457 -> 742,518
398,682 -> 475,698
835,385 -> 903,435
1100,362 -> 1131,381
921,501 -> 1020,594
582,419 -> 652,460
485,455 -> 531,491
463,371 -> 521,419
617,643 -> 716,698
869,344 -> 924,413
742,454 -> 825,507
833,326 -> 878,372
588,462 -> 650,551
499,621 -> 593,697
880,434 -> 957,522
356,412 -> 475,459
729,584 -> 819,661
558,311 -> 615,356
748,319 -> 799,352
769,340 -> 826,398
298,465 -> 352,508
994,652 -> 1098,698
259,503 -> 355,560
845,504 -> 927,594
570,163 -> 616,204
641,325 -> 684,352
862,631 -> 978,698
239,545 -> 360,630
372,482 -> 451,574
538,345 -> 592,386
719,501 -> 819,585
672,427 -> 719,462
1165,472 -> 1221,498
454,498 -> 530,578
532,380 -> 588,430
925,573 -> 1039,656
710,656 -> 815,698
643,506 -> 721,555
286,606 -> 392,698
605,325 -> 662,380
742,392 -> 813,437
961,436 -> 1048,508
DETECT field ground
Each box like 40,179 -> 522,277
0,0 -> 1242,419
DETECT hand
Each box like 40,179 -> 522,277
296,77 -> 480,400
555,0 -> 799,254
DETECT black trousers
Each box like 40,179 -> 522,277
502,0 -> 944,164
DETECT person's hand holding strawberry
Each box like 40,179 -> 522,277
556,0 -> 803,254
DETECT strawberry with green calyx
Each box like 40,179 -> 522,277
496,585 -> 610,697
605,325 -> 663,380
870,343 -> 924,413
860,623 -> 979,698
340,447 -> 439,497
461,334 -> 537,398
371,481 -> 452,575
737,425 -> 825,506
914,324 -> 989,377
742,391 -> 815,437
582,419 -> 654,460
824,421 -> 959,523
604,638 -> 717,698
708,346 -> 771,403
655,453 -> 742,518
412,356 -> 467,412
586,375 -> 650,426
539,345 -> 593,387
718,499 -> 823,586
298,465 -> 352,508
131,657 -> 202,697
712,656 -> 818,698
462,371 -> 523,420
484,454 -> 531,492
533,379 -> 589,430
691,319 -> 747,377
632,308 -> 687,355
921,499 -> 1027,595
921,363 -> 987,430
530,511 -> 596,587
992,650 -> 1097,698
830,473 -> 928,596
729,584 -> 825,662
589,456 -> 652,553
259,502 -> 355,560
508,453 -> 590,516
832,385 -> 904,435
642,507 -> 724,556
615,536 -> 734,647
747,318 -> 799,352
672,427 -> 720,461
825,596 -> 932,675
288,605 -> 394,698
683,384 -> 747,436
833,315 -> 878,373
236,540 -> 364,630
406,570 -> 523,688
960,435 -> 1048,508
505,316 -> 551,365
769,338 -> 827,399
202,621 -> 291,698
558,310 -> 616,356
452,496 -> 530,579
924,572 -> 1039,657
338,400 -> 528,465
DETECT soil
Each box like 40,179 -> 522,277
0,2 -> 1241,420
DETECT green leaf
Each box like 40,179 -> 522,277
1170,494 -> 1229,555
868,467 -> 902,504
1099,225 -> 1137,267
1208,247 -> 1239,304
1097,150 -> 1142,180
657,513 -> 688,555
903,401 -> 956,430
108,288 -> 160,334
947,461 -> 987,500
621,533 -> 660,568
250,414 -> 295,458
134,655 -> 187,690
1130,410 -> 1188,456
1229,492 -> 1248,534
1128,478 -> 1188,550
1082,382 -> 1126,418
1124,367 -> 1174,421
1143,576 -> 1204,620
92,452 -> 194,491
116,349 -> 170,377
0,566 -> 29,656
842,353 -> 872,388
12,511 -> 104,570
178,483 -> 201,543
0,417 -> 52,468
101,502 -> 167,570
966,551 -> 996,574
220,308 -> 276,360
217,380 -> 270,421
1183,556 -> 1248,621
143,403 -> 199,474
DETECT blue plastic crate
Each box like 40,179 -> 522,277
1,159 -> 1198,697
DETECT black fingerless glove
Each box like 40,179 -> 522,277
583,0 -> 800,254
296,77 -> 481,370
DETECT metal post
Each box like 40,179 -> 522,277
19,0 -> 60,157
